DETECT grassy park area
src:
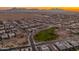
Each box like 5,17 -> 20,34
34,27 -> 59,42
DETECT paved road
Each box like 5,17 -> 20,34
28,30 -> 37,51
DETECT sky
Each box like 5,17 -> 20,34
0,0 -> 79,7
0,0 -> 79,12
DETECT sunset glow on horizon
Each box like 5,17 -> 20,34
0,0 -> 79,12
0,7 -> 79,12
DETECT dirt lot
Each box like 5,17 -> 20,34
0,13 -> 37,21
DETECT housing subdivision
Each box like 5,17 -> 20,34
0,11 -> 79,51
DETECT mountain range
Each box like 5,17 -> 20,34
0,8 -> 78,14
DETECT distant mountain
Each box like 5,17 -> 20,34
0,7 -> 78,14
9,7 -> 27,10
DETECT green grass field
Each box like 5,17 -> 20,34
34,27 -> 59,42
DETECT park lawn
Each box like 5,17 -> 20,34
34,27 -> 59,42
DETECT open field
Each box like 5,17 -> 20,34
34,27 -> 59,42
